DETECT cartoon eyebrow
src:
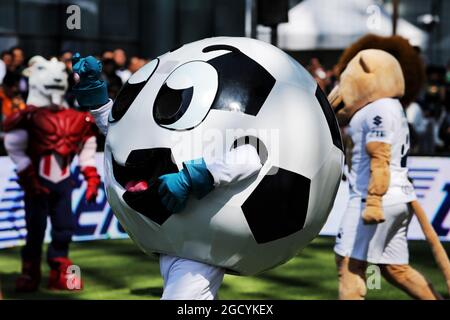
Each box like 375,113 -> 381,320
202,44 -> 241,54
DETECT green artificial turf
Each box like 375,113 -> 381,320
0,237 -> 448,300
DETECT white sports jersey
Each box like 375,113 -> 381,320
347,98 -> 416,206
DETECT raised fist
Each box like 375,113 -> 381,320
71,53 -> 109,109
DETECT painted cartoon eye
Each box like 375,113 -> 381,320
109,59 -> 159,123
153,61 -> 218,131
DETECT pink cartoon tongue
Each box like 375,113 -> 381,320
125,180 -> 149,192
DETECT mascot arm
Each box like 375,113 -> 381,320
363,142 -> 391,224
90,99 -> 113,135
204,144 -> 262,187
4,130 -> 49,195
72,54 -> 109,109
79,136 -> 100,203
79,136 -> 98,168
361,102 -> 395,224
4,129 -> 31,172
157,144 -> 261,213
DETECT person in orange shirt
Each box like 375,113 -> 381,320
0,72 -> 26,122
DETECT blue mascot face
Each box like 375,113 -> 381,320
104,37 -> 343,275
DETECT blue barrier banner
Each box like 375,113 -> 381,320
1,155 -> 449,249
0,154 -> 127,249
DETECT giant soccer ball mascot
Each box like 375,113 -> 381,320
330,35 -> 450,299
3,56 -> 101,292
71,37 -> 343,299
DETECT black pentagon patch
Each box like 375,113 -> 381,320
206,45 -> 275,116
242,167 -> 310,244
315,86 -> 343,151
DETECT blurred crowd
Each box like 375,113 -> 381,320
0,46 -> 449,155
0,46 -> 148,123
307,58 -> 450,155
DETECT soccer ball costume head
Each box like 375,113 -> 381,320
74,37 -> 344,275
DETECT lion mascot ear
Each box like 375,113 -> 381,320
22,55 -> 47,77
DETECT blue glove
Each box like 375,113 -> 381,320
72,53 -> 109,108
158,158 -> 214,213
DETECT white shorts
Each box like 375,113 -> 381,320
334,197 -> 412,265
159,254 -> 225,300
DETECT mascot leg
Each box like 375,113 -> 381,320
16,195 -> 48,292
47,179 -> 80,290
380,264 -> 442,300
160,255 -> 224,300
336,254 -> 368,300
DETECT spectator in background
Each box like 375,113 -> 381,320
422,66 -> 447,153
2,51 -> 13,70
306,57 -> 336,94
113,48 -> 127,66
59,51 -> 78,108
327,65 -> 340,93
102,50 -> 114,60
0,51 -> 13,85
114,48 -> 131,84
0,72 -> 26,123
60,51 -> 73,71
406,101 -> 430,154
438,61 -> 450,152
9,46 -> 28,100
10,46 -> 25,73
128,56 -> 147,74
101,58 -> 123,99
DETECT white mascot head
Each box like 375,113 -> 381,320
23,56 -> 68,107
104,37 -> 343,275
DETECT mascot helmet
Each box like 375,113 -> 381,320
329,49 -> 405,124
335,34 -> 425,108
23,56 -> 68,106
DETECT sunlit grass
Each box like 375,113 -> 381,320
1,237 -> 448,300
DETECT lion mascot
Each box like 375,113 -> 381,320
329,36 -> 450,300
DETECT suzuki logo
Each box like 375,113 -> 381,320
373,115 -> 382,126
